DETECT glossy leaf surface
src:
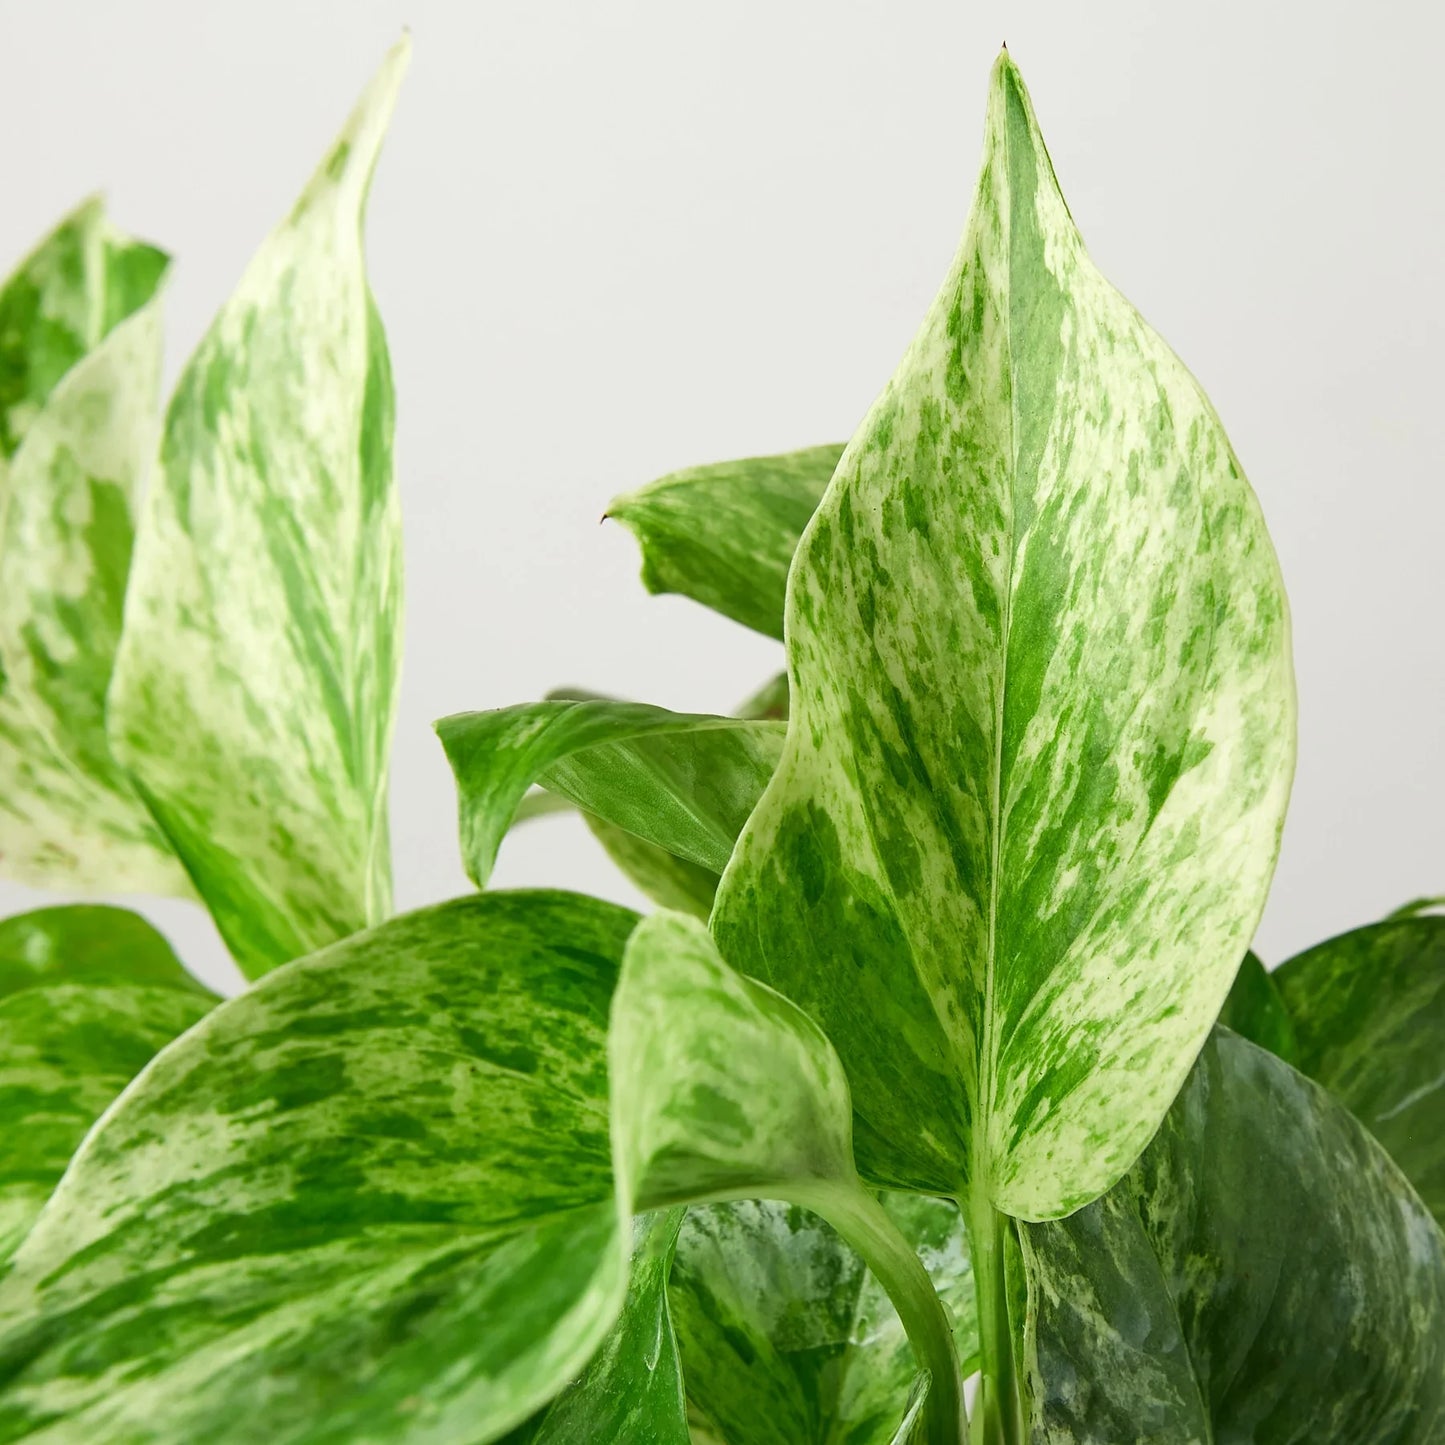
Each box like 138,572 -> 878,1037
713,54 -> 1295,1218
0,200 -> 186,894
507,1210 -> 688,1445
1275,917 -> 1445,1222
607,444 -> 844,638
107,42 -> 409,977
0,891 -> 639,1444
1021,1029 -> 1445,1443
438,699 -> 782,889
672,1195 -> 977,1445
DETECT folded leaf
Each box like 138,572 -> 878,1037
712,53 -> 1295,1221
1274,917 -> 1445,1223
1020,1028 -> 1445,1444
671,1194 -> 977,1445
607,444 -> 845,639
107,41 -> 410,977
0,200 -> 187,894
505,1209 -> 688,1445
1216,950 -> 1298,1064
0,891 -> 639,1444
0,902 -> 205,999
437,699 -> 782,889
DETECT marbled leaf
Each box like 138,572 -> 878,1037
107,41 -> 409,977
607,444 -> 845,639
1274,917 -> 1445,1223
671,1194 -> 977,1445
0,200 -> 186,894
1020,1028 -> 1445,1444
437,699 -> 782,889
0,891 -> 640,1443
506,1210 -> 688,1445
712,53 -> 1295,1221
1216,950 -> 1298,1064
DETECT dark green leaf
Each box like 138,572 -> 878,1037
0,891 -> 639,1443
1216,950 -> 1298,1064
1020,1029 -> 1445,1444
606,445 -> 845,639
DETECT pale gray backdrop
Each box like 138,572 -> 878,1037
0,1 -> 1440,993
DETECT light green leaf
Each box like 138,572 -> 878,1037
506,1209 -> 688,1445
0,902 -> 205,999
1216,950 -> 1298,1064
735,671 -> 790,721
0,980 -> 210,1262
437,699 -> 783,889
0,890 -> 640,1444
1274,917 -> 1445,1223
607,444 -> 845,639
580,813 -> 721,920
0,200 -> 187,895
1020,1028 -> 1445,1444
712,52 -> 1295,1221
671,1194 -> 977,1445
107,41 -> 410,977
610,912 -> 965,1445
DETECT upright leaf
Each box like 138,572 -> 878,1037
712,53 -> 1295,1221
607,444 -> 845,639
107,41 -> 410,976
1274,917 -> 1445,1222
671,1194 -> 977,1445
0,201 -> 186,894
1216,950 -> 1298,1063
1020,1029 -> 1445,1444
437,699 -> 782,888
506,1210 -> 688,1445
0,891 -> 639,1444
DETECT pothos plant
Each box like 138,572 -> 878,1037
0,34 -> 1438,1445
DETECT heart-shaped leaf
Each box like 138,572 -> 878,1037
607,445 -> 845,639
1020,1028 -> 1445,1443
108,40 -> 410,976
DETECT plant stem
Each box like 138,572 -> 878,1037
790,1182 -> 967,1445
966,1196 -> 1024,1445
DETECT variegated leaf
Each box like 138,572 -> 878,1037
607,445 -> 845,639
437,699 -> 782,889
579,814 -> 721,920
1273,917 -> 1445,1223
1216,950 -> 1298,1064
671,1194 -> 977,1445
0,902 -> 204,998
505,1209 -> 688,1445
107,41 -> 410,977
0,200 -> 187,894
610,912 -> 965,1445
1020,1028 -> 1445,1443
712,53 -> 1295,1222
0,891 -> 639,1444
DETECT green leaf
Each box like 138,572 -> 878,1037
0,903 -> 205,999
579,814 -> 721,920
711,52 -> 1295,1220
437,699 -> 783,889
1274,917 -> 1445,1224
1216,950 -> 1298,1064
607,444 -> 845,639
0,200 -> 187,895
671,1194 -> 977,1445
0,980 -> 210,1262
506,1209 -> 688,1445
0,890 -> 641,1444
107,41 -> 410,978
1019,1028 -> 1445,1443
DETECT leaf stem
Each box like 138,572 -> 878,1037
789,1182 -> 967,1445
966,1198 -> 1024,1445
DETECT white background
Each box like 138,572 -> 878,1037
0,2 -> 1441,992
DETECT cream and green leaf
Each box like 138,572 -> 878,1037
608,444 -> 844,639
0,891 -> 639,1444
107,41 -> 410,978
1020,1028 -> 1445,1443
0,200 -> 188,895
